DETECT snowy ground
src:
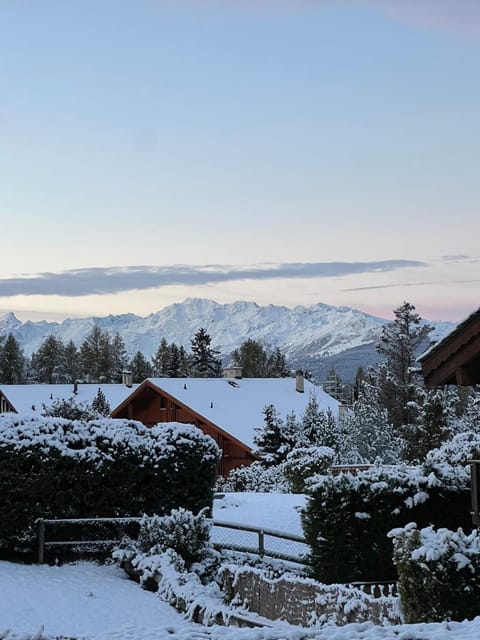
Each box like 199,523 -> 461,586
212,492 -> 308,561
212,492 -> 306,537
3,494 -> 480,639
0,561 -> 186,637
2,560 -> 480,640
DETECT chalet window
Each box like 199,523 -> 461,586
159,396 -> 167,410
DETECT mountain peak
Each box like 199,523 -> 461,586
0,311 -> 21,325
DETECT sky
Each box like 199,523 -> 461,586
0,0 -> 479,323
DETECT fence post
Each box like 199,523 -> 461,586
258,530 -> 265,557
38,519 -> 46,564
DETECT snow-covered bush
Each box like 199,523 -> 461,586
41,396 -> 99,420
0,414 -> 220,555
390,523 -> 480,623
302,460 -> 471,584
217,461 -> 290,493
114,509 -> 222,604
282,446 -> 335,493
136,508 -> 212,567
425,430 -> 480,468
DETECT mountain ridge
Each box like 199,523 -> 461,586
0,299 -> 455,381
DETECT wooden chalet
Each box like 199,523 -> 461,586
110,375 -> 340,476
111,379 -> 256,475
420,307 -> 480,386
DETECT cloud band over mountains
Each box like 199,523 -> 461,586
0,260 -> 426,298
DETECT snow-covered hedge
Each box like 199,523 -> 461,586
390,523 -> 480,623
217,461 -> 290,493
302,458 -> 472,583
0,414 -> 220,555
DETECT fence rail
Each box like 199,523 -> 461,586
35,516 -> 308,566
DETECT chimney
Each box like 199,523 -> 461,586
295,370 -> 304,393
222,366 -> 243,379
122,371 -> 133,388
73,381 -> 78,395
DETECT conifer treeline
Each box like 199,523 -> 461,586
0,326 -> 290,385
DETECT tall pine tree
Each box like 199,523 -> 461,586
191,328 -> 222,377
376,302 -> 433,431
0,333 -> 25,383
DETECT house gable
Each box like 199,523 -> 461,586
420,308 -> 480,386
110,379 -> 257,475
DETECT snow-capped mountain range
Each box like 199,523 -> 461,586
0,298 -> 454,379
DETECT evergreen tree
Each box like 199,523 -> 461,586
178,345 -> 192,377
455,393 -> 480,432
266,347 -> 290,377
33,335 -> 66,383
98,329 -> 114,382
63,340 -> 80,383
168,343 -> 181,377
191,328 -> 222,377
301,394 -> 327,445
91,387 -> 111,416
376,302 -> 433,431
345,372 -> 403,463
80,325 -> 105,382
0,333 -> 25,384
129,351 -> 153,382
404,386 -> 457,461
353,366 -> 366,401
232,340 -> 290,378
232,339 -> 268,377
151,338 -> 171,377
110,332 -> 128,382
254,404 -> 290,466
282,411 -> 303,453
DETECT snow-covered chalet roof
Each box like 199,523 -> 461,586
0,383 -> 139,416
143,377 -> 340,449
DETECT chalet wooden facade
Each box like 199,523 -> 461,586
420,307 -> 480,386
110,379 -> 257,475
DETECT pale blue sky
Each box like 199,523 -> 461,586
1,1 -> 479,322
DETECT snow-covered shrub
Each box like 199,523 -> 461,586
390,523 -> 480,623
42,396 -> 99,420
283,446 -> 335,493
425,430 -> 480,468
136,508 -> 212,567
114,510 -> 222,603
217,461 -> 289,493
302,460 -> 471,584
0,415 -> 220,555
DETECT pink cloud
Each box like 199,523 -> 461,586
164,0 -> 480,40
372,0 -> 480,40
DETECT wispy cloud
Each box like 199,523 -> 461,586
0,260 -> 426,298
345,278 -> 480,292
442,254 -> 480,264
